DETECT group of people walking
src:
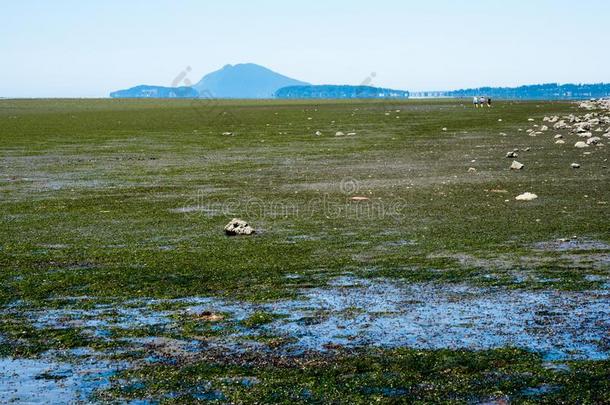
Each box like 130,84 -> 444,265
473,96 -> 492,108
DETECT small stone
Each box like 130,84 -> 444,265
574,141 -> 589,148
554,134 -> 563,139
350,196 -> 370,202
335,131 -> 345,136
222,132 -> 233,136
442,127 -> 448,131
555,139 -> 565,144
510,161 -> 524,170
468,167 -> 477,173
571,163 -> 581,169
506,151 -> 518,158
515,192 -> 538,201
315,131 -> 322,136
224,218 -> 255,236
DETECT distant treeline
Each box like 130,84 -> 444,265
275,85 -> 410,99
416,83 -> 610,100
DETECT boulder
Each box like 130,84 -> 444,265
515,192 -> 538,201
510,161 -> 524,170
587,137 -> 601,145
224,218 -> 255,236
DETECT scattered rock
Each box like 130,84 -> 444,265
350,196 -> 370,202
315,131 -> 322,136
506,151 -> 518,158
222,132 -> 233,136
335,131 -> 345,136
468,167 -> 477,173
555,139 -> 565,144
515,192 -> 538,201
574,141 -> 589,148
571,163 -> 581,169
554,134 -> 563,139
510,161 -> 524,170
224,218 -> 255,236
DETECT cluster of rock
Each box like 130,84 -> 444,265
511,98 -> 609,202
540,99 -> 610,149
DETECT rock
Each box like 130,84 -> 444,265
574,141 -> 589,148
587,136 -> 601,145
524,147 -> 531,152
224,218 -> 255,236
315,131 -> 322,136
528,118 -> 535,122
222,132 -> 233,136
468,167 -> 477,173
442,127 -> 448,131
553,120 -> 570,130
506,151 -> 518,158
540,125 -> 548,132
335,131 -> 345,136
515,192 -> 538,201
571,163 -> 581,169
578,132 -> 592,138
555,139 -> 565,144
573,122 -> 591,133
347,132 -> 357,136
350,196 -> 370,202
554,134 -> 563,139
510,161 -> 524,170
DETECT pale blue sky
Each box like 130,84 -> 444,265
1,0 -> 609,97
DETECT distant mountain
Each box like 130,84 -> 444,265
193,63 -> 309,99
275,85 -> 409,99
110,85 -> 198,98
412,83 -> 610,100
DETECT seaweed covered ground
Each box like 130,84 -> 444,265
0,98 -> 609,403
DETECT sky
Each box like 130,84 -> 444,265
1,0 -> 609,97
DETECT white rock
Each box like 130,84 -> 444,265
222,132 -> 233,136
515,192 -> 538,201
554,134 -> 563,139
510,161 -> 524,170
587,137 -> 601,145
224,218 -> 255,236
574,141 -> 589,148
506,151 -> 518,158
315,131 -> 322,136
468,167 -> 477,173
555,139 -> 565,144
335,131 -> 345,136
571,163 -> 581,169
442,127 -> 448,131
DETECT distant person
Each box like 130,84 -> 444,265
487,97 -> 492,108
479,96 -> 486,107
473,96 -> 479,108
